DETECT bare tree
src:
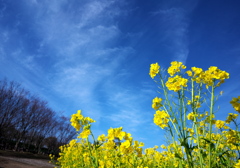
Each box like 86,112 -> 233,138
0,78 -> 77,154
0,79 -> 29,144
56,116 -> 76,146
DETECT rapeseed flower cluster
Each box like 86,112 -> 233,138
186,66 -> 229,88
153,110 -> 170,129
230,96 -> 240,113
226,113 -> 238,124
168,61 -> 186,76
50,61 -> 239,168
149,62 -> 160,79
166,75 -> 188,92
215,120 -> 225,129
152,97 -> 163,110
70,110 -> 95,131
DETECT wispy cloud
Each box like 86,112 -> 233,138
153,1 -> 198,64
154,8 -> 189,64
0,0 -> 132,114
20,0 -> 134,119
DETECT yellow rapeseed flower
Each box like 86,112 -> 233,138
103,140 -> 115,150
187,112 -> 197,120
152,97 -> 163,110
165,75 -> 188,92
79,129 -> 91,139
186,70 -> 192,76
161,144 -> 167,149
149,63 -> 160,79
215,120 -> 225,129
234,160 -> 240,168
154,110 -> 170,129
201,66 -> 229,87
191,67 -> 203,76
98,134 -> 107,142
134,140 -> 144,148
70,110 -> 84,131
188,128 -> 194,136
167,61 -> 186,76
224,130 -> 239,144
107,127 -> 129,141
230,96 -> 240,113
120,140 -> 132,154
226,113 -> 239,124
85,117 -> 96,123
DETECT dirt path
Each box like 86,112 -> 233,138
0,156 -> 55,168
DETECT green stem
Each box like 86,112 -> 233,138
91,132 -> 99,167
192,80 -> 204,168
160,75 -> 173,114
208,85 -> 215,168
163,105 -> 181,138
179,90 -> 186,139
160,75 -> 181,141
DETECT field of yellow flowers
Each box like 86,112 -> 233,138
50,61 -> 240,168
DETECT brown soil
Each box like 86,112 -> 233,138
0,150 -> 55,168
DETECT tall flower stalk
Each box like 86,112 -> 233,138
149,61 -> 236,167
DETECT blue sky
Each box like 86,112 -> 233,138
0,0 -> 240,148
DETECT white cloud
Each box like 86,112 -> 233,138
77,1 -> 114,28
0,0 -> 131,115
153,6 -> 192,64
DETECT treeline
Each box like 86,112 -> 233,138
0,79 -> 76,155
